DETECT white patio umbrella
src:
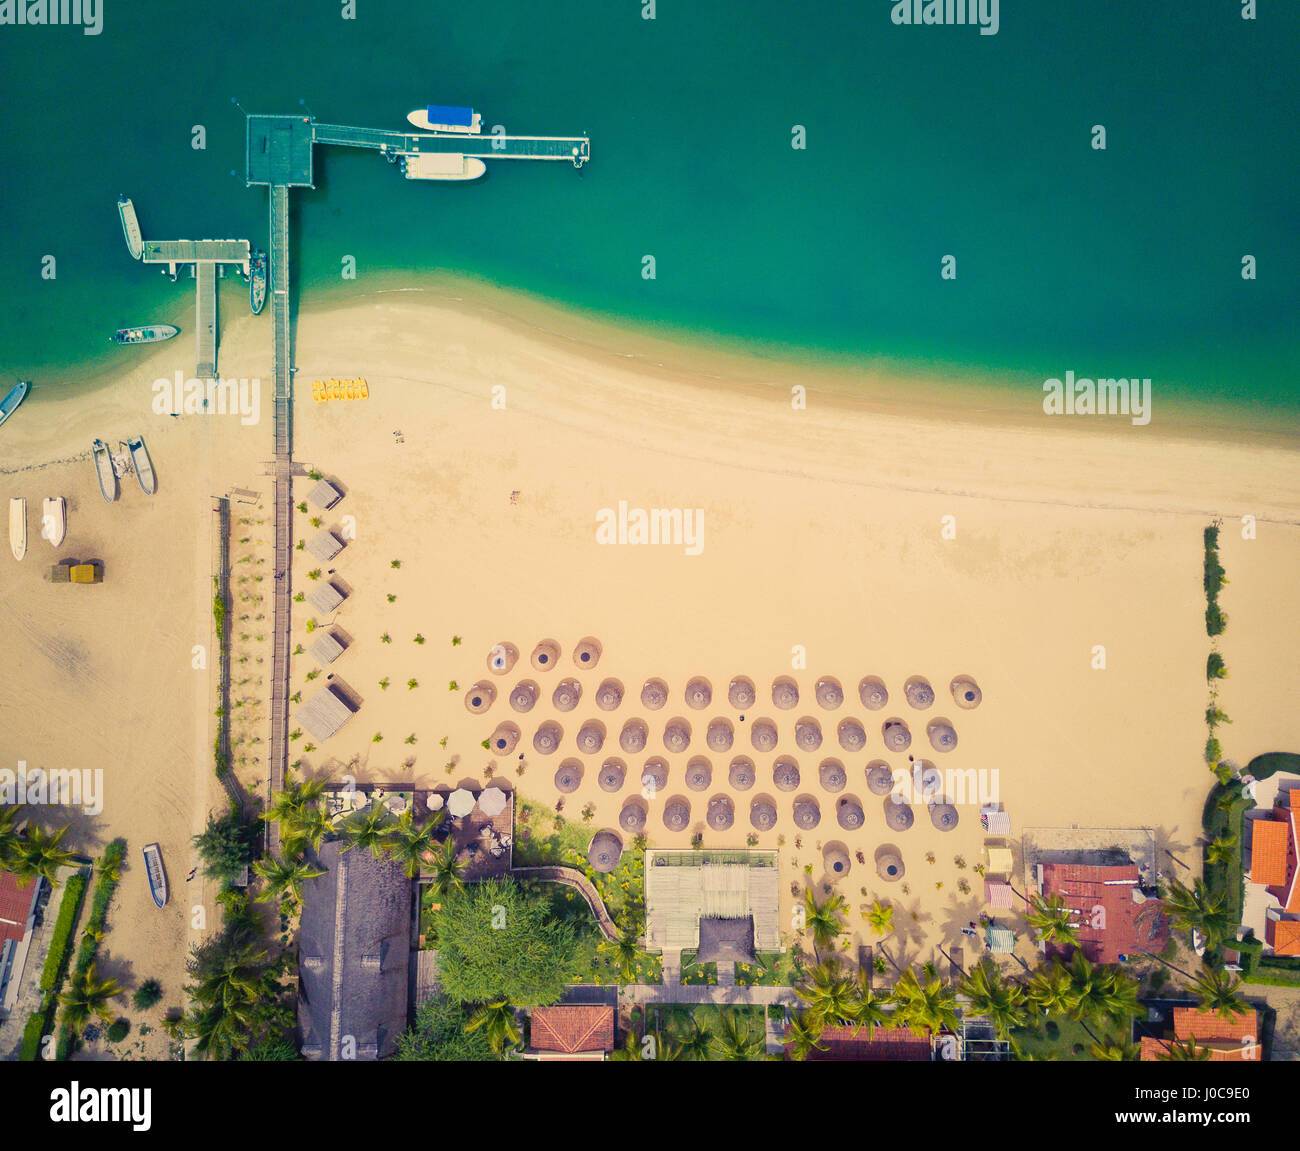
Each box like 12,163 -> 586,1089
478,787 -> 508,817
447,789 -> 475,818
427,793 -> 445,811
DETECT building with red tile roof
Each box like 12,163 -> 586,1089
1248,790 -> 1299,915
527,1005 -> 615,1060
790,1023 -> 934,1061
1266,914 -> 1300,957
0,871 -> 43,1014
1038,862 -> 1168,964
1139,1006 -> 1261,1062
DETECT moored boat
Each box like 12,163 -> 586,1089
112,324 -> 179,346
0,380 -> 29,429
92,438 -> 118,503
9,497 -> 26,561
399,153 -> 487,182
124,435 -> 156,495
249,250 -> 267,315
41,497 -> 66,546
143,843 -> 168,910
118,195 -> 143,260
406,104 -> 482,133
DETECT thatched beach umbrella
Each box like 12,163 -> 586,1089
904,676 -> 935,710
706,794 -> 735,831
795,717 -> 823,753
884,797 -> 914,832
950,676 -> 983,710
619,799 -> 648,833
640,758 -> 669,796
815,677 -> 844,710
771,676 -> 800,710
728,677 -> 756,710
866,761 -> 896,797
876,851 -> 905,882
489,723 -> 521,756
772,757 -> 801,792
684,677 -> 712,710
929,801 -> 959,832
818,758 -> 847,793
619,719 -> 649,754
572,637 -> 602,670
881,719 -> 912,753
588,829 -> 623,873
728,756 -> 756,791
576,720 -> 606,754
792,796 -> 821,830
749,798 -> 778,832
912,761 -> 942,804
487,642 -> 519,676
641,678 -> 669,710
706,718 -> 734,753
595,678 -> 624,711
927,719 -> 958,753
685,757 -> 712,792
858,676 -> 888,711
662,797 -> 691,832
823,843 -> 852,877
554,760 -> 583,794
464,681 -> 496,715
530,639 -> 561,673
552,678 -> 582,712
598,758 -> 627,792
750,719 -> 779,753
509,680 -> 539,713
532,721 -> 563,756
835,797 -> 865,831
663,718 -> 692,754
837,718 -> 866,753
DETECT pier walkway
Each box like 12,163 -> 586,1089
141,238 -> 249,378
312,121 -> 589,166
195,262 -> 217,378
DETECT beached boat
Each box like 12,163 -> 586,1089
249,249 -> 267,315
41,497 -> 66,546
406,104 -> 482,134
124,435 -> 156,495
92,438 -> 118,503
112,324 -> 178,346
0,380 -> 29,429
143,843 -> 168,910
118,195 -> 143,260
9,497 -> 26,561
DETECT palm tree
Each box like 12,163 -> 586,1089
802,888 -> 846,956
1024,893 -> 1080,948
890,968 -> 959,1036
288,802 -> 334,855
12,822 -> 78,887
677,1018 -> 714,1061
263,772 -> 328,827
795,960 -> 860,1030
426,838 -> 465,898
710,1007 -> 768,1061
1160,876 -> 1235,949
184,999 -> 259,1060
59,966 -> 123,1034
1158,1035 -> 1212,1062
959,957 -> 1028,1039
341,801 -> 394,858
252,854 -> 325,904
852,968 -> 891,1037
1025,961 -> 1079,1017
465,1000 -> 521,1056
1090,1035 -> 1140,1061
599,924 -> 645,983
1189,966 -> 1248,1021
1204,834 -> 1238,866
0,804 -> 26,870
783,1012 -> 828,1061
862,898 -> 895,938
383,808 -> 441,878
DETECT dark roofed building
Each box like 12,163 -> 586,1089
696,916 -> 756,964
527,1005 -> 615,1060
306,479 -> 343,510
297,841 -> 411,1060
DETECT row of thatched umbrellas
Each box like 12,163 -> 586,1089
471,667 -> 982,714
485,714 -> 959,756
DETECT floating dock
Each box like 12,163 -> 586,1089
141,238 -> 249,378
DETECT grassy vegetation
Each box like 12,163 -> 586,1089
21,870 -> 90,1060
1008,1015 -> 1098,1061
680,951 -> 718,985
1201,782 -> 1251,925
631,1004 -> 769,1059
59,840 -> 127,1059
735,950 -> 800,987
1203,525 -> 1227,637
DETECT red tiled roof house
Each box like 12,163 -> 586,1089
527,1005 -> 615,1061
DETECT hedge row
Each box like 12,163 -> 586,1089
20,870 -> 90,1061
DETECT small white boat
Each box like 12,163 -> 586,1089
118,196 -> 143,260
9,497 -> 26,561
143,843 -> 168,910
41,497 -> 66,546
124,435 -> 156,496
406,104 -> 482,134
92,438 -> 118,503
399,152 -> 487,182
0,380 -> 29,429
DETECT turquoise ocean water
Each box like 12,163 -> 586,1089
0,0 -> 1295,423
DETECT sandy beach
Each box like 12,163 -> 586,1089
3,283 -> 1299,1050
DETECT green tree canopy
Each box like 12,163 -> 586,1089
193,808 -> 259,885
395,995 -> 498,1061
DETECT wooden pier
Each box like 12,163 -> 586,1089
141,237 -> 250,378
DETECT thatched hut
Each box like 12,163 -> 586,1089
884,798 -> 914,832
487,642 -> 519,675
587,830 -> 623,873
929,801 -> 959,832
749,798 -> 778,831
794,717 -> 823,753
663,718 -> 692,754
464,681 -> 496,715
772,757 -> 801,792
554,760 -> 583,793
904,676 -> 935,710
837,718 -> 866,752
551,678 -> 582,712
950,676 -> 982,710
818,758 -> 847,792
572,637 -> 602,670
927,720 -> 958,753
881,719 -> 912,753
750,719 -> 779,753
835,797 -> 865,831
640,678 -> 669,710
771,676 -> 800,710
530,639 -> 561,673
866,761 -> 896,796
728,677 -> 756,710
662,798 -> 691,832
876,851 -> 905,882
858,676 -> 889,710
728,756 -> 756,791
823,843 -> 852,877
598,758 -> 627,792
595,678 -> 624,711
815,677 -> 844,710
706,795 -> 735,831
619,799 -> 648,833
619,719 -> 649,754
685,757 -> 712,792
792,796 -> 821,830
509,680 -> 539,713
489,722 -> 520,755
532,721 -> 562,756
684,677 -> 712,710
576,720 -> 606,754
640,758 -> 669,796
706,718 -> 734,753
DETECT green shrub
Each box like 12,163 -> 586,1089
19,1013 -> 47,1061
1207,652 -> 1227,680
106,1019 -> 130,1043
38,872 -> 89,993
133,980 -> 163,1011
1206,604 -> 1227,637
1204,737 -> 1222,767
